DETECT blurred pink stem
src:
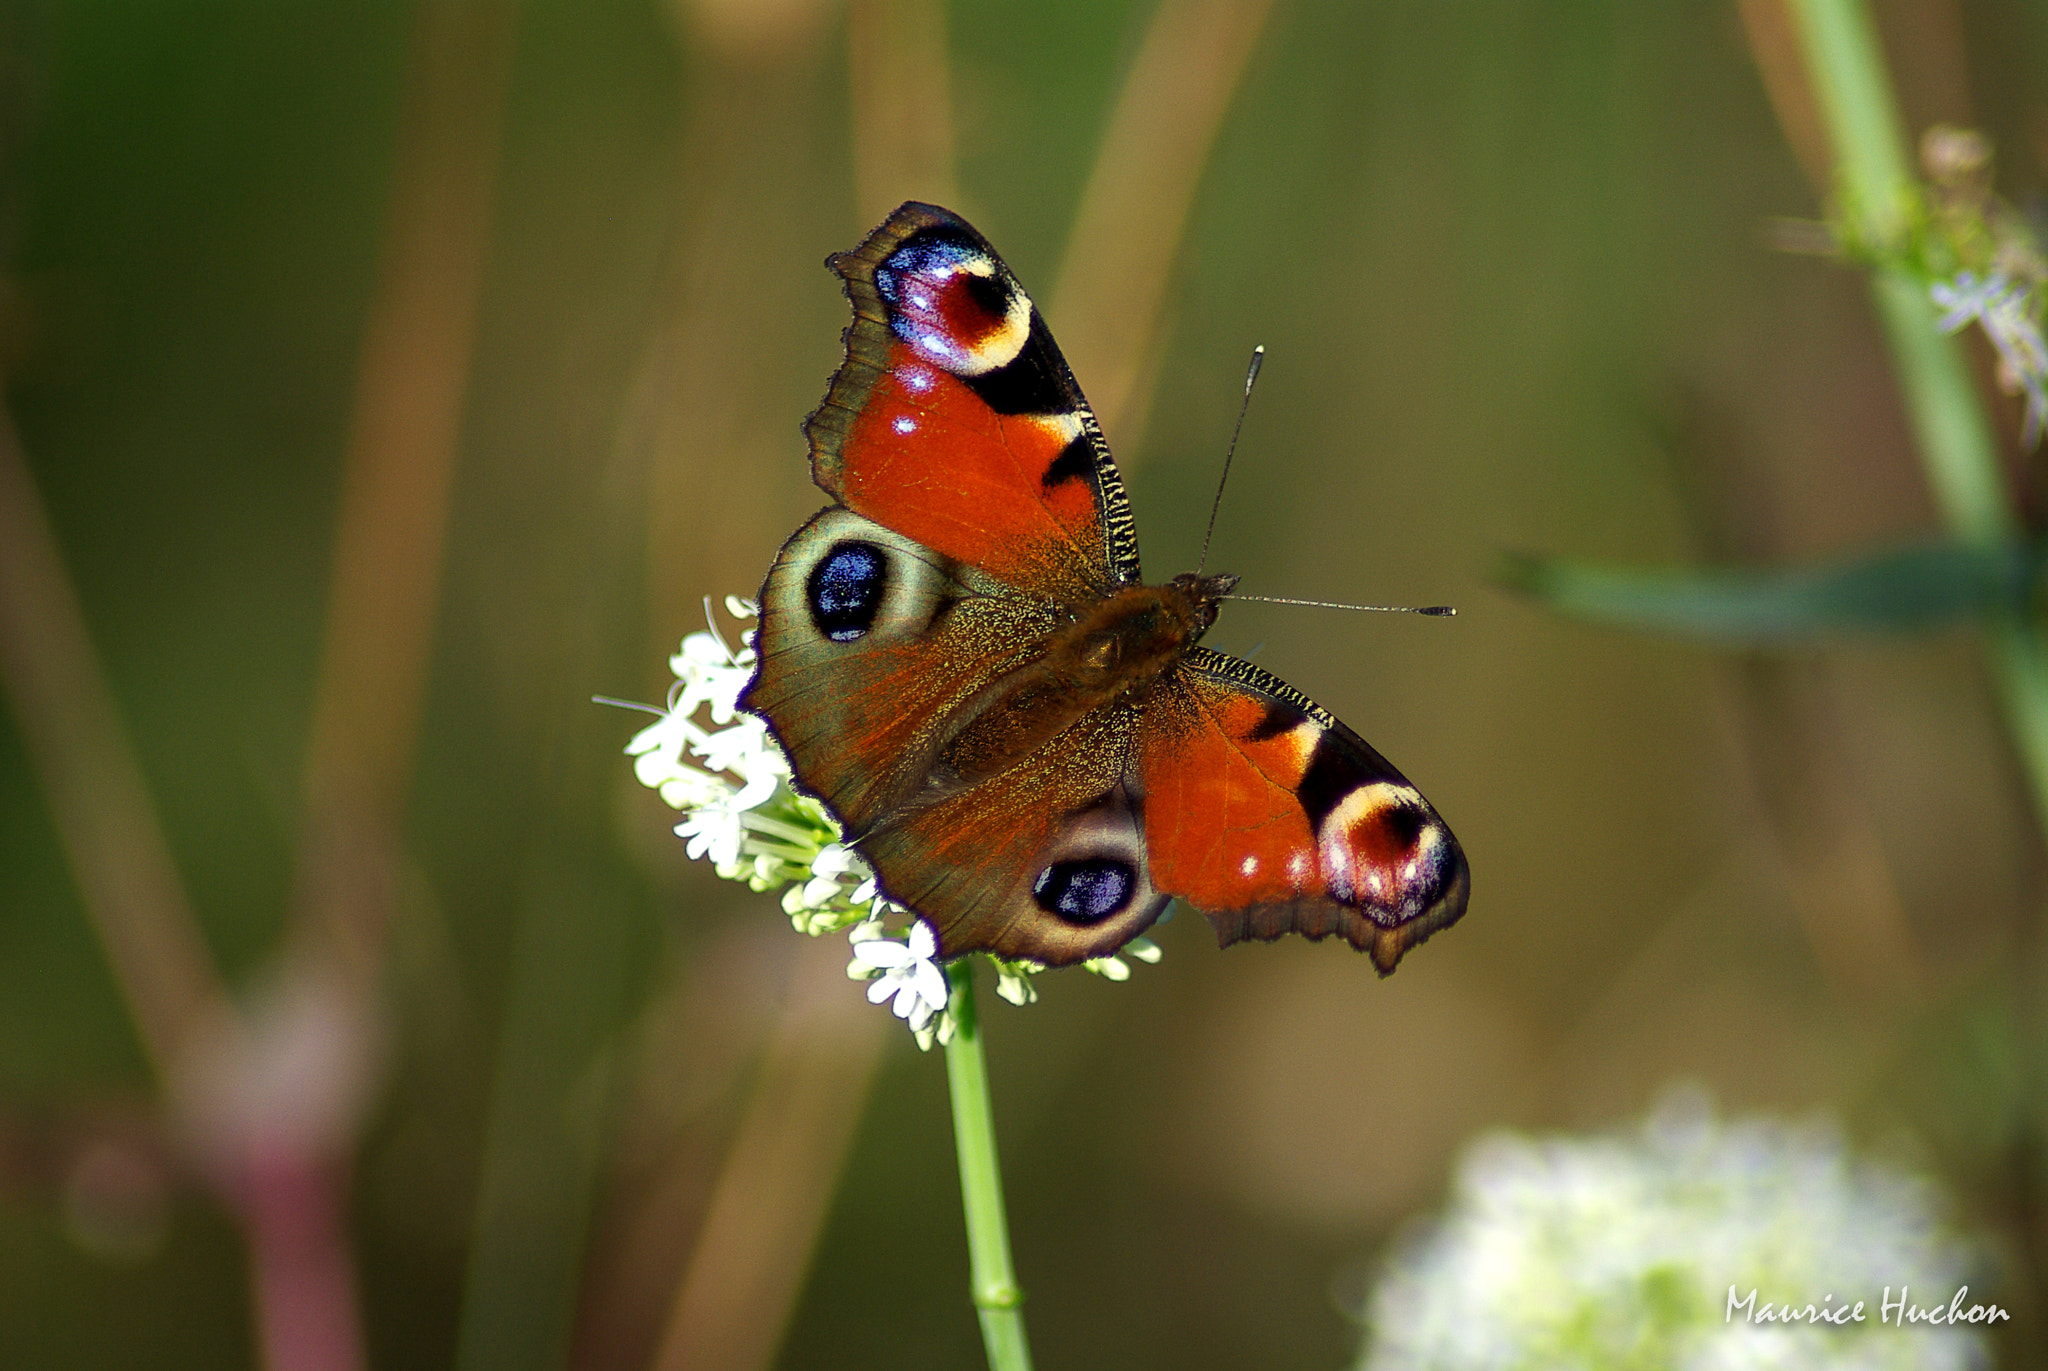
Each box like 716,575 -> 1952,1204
243,1150 -> 367,1371
0,386 -> 367,1371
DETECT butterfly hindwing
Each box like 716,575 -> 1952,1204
740,507 -> 1062,833
807,201 -> 1142,603
1139,648 -> 1469,974
857,714 -> 1172,966
741,506 -> 1171,965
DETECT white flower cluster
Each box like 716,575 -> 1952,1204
1358,1091 -> 1992,1371
1931,270 -> 2048,445
624,598 -> 1158,1047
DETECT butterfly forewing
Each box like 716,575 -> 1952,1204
806,202 -> 1142,603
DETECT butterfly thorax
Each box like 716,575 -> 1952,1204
1059,571 -> 1238,687
928,572 -> 1239,790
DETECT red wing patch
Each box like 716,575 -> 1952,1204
1139,649 -> 1468,974
806,202 -> 1141,604
837,345 -> 1104,597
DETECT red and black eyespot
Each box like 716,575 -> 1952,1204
874,231 -> 1027,375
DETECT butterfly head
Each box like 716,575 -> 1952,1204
1165,571 -> 1240,639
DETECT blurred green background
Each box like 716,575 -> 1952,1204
5,1 -> 2048,1368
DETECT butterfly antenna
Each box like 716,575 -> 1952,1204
1225,594 -> 1457,617
1196,345 -> 1265,576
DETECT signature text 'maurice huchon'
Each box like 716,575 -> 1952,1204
1727,1286 -> 2007,1327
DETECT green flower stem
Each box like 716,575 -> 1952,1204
738,811 -> 824,845
943,961 -> 1035,1371
1866,269 -> 2016,541
1788,0 -> 2048,822
1789,0 -> 1913,240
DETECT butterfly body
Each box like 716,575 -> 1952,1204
920,571 -> 1236,789
740,203 -> 1468,974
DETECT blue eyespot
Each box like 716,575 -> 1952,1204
1032,858 -> 1136,924
807,542 -> 888,642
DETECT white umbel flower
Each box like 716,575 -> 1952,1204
849,920 -> 950,1032
1358,1091 -> 1992,1371
623,595 -> 1162,1043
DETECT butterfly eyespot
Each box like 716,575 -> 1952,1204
1316,783 -> 1447,918
1031,857 -> 1136,924
961,269 -> 1011,319
806,541 -> 889,642
874,235 -> 982,305
872,231 -> 1029,376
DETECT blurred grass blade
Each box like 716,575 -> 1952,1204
1051,0 -> 1277,451
0,401 -> 230,1086
648,938 -> 887,1371
294,0 -> 518,985
455,841 -> 637,1371
847,0 -> 957,222
1501,538 -> 2040,640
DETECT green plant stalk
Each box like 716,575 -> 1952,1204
1788,0 -> 2048,824
944,961 -> 1035,1371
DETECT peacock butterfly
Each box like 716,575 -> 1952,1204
738,202 -> 1468,974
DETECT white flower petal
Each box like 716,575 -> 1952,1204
994,972 -> 1035,1006
624,709 -> 688,760
727,767 -> 780,813
1124,937 -> 1163,964
909,959 -> 949,1010
811,844 -> 858,879
680,631 -> 732,667
850,939 -> 913,971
